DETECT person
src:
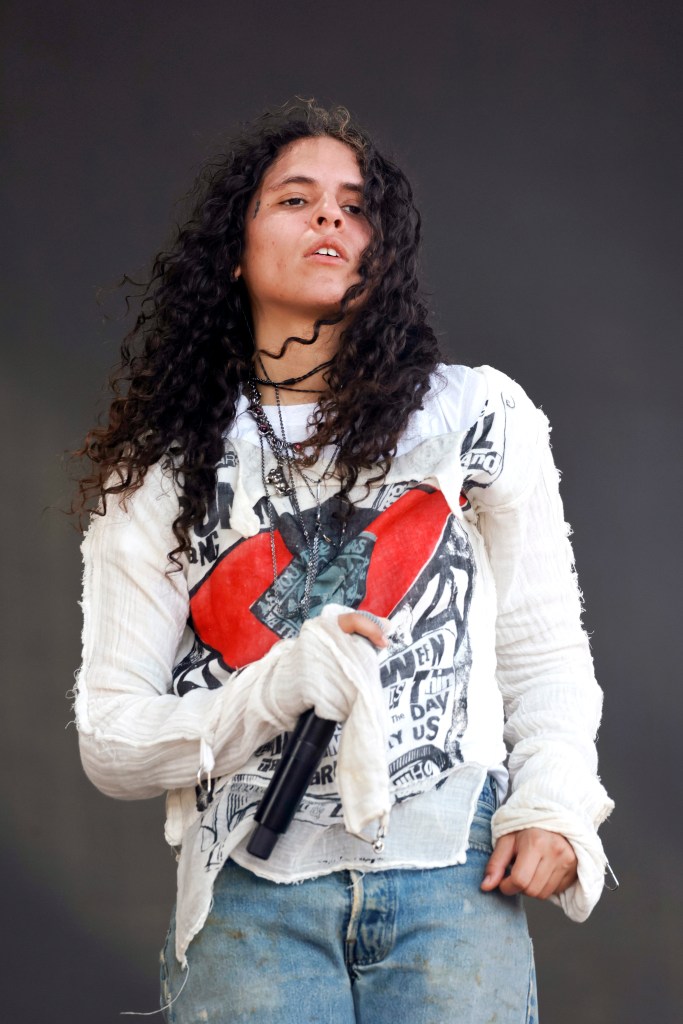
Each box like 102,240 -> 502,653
73,100 -> 614,1023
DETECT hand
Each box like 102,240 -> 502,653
337,611 -> 389,650
270,609 -> 389,726
481,827 -> 578,900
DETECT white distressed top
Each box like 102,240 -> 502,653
75,365 -> 614,965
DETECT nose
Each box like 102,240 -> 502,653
312,193 -> 343,230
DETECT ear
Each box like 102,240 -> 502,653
231,265 -> 242,282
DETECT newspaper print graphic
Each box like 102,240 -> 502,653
174,478 -> 477,858
172,380 -> 516,865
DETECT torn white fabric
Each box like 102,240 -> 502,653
74,363 -> 614,966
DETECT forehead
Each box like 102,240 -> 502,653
260,136 -> 363,191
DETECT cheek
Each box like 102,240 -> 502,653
241,238 -> 286,289
255,227 -> 294,269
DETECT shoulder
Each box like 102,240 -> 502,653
81,460 -> 184,589
416,362 -> 539,433
422,363 -> 487,433
398,364 -> 485,451
471,364 -> 538,414
460,365 -> 549,510
87,459 -> 180,539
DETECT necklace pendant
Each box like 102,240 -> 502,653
267,466 -> 292,495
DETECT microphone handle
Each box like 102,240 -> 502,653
246,709 -> 337,860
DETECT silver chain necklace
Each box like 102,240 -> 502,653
247,377 -> 339,622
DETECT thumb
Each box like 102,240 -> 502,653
337,611 -> 389,649
481,833 -> 517,891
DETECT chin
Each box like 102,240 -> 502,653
298,296 -> 350,321
310,282 -> 364,317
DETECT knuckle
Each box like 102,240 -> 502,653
511,866 -> 533,890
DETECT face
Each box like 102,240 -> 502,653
237,136 -> 372,329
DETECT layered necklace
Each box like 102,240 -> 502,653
247,360 -> 341,623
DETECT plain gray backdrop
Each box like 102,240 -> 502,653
3,1 -> 682,1020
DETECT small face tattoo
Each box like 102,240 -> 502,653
252,199 -> 261,219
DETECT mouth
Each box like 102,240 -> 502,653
313,246 -> 342,258
305,240 -> 348,261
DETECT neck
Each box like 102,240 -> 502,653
250,312 -> 343,405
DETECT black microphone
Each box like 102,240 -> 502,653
246,709 -> 337,859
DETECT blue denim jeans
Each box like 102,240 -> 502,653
160,778 -> 537,1023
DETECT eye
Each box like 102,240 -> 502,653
342,203 -> 364,216
281,197 -> 306,207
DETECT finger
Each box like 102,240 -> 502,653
553,865 -> 579,895
531,836 -> 578,899
542,852 -> 578,899
555,843 -> 578,892
498,873 -> 525,897
337,612 -> 388,648
481,833 -> 517,891
512,856 -> 555,899
504,838 -> 577,900
536,863 -> 568,901
498,844 -> 543,897
524,856 -> 573,901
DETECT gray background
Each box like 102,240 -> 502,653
3,1 -> 682,1020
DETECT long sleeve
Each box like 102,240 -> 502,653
74,462 -> 388,822
467,367 -> 614,921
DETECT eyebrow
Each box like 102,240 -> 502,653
265,174 -> 364,195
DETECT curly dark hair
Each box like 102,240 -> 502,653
74,99 -> 443,562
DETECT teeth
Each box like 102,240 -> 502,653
315,247 -> 340,257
